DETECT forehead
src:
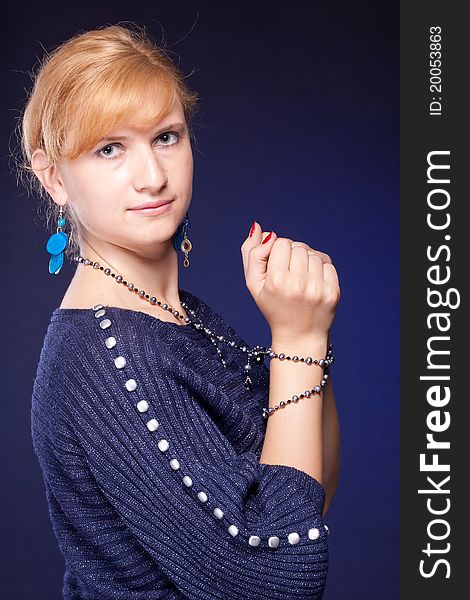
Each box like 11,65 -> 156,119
107,97 -> 185,135
64,86 -> 183,158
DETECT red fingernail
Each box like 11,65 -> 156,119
262,231 -> 273,244
249,221 -> 256,237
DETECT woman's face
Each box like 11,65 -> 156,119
57,97 -> 193,259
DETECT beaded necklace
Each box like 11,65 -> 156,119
75,255 -> 268,391
75,255 -> 334,414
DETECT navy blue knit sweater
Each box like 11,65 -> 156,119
31,289 -> 329,599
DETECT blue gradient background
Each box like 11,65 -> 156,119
2,1 -> 399,598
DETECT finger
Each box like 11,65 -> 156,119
308,250 -> 332,264
240,221 -> 261,276
265,237 -> 293,280
241,221 -> 264,276
245,229 -> 278,285
323,262 -> 340,288
289,244 -> 309,274
291,242 -> 332,264
308,252 -> 325,280
315,251 -> 332,264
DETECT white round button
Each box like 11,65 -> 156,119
158,439 -> 169,452
125,379 -> 137,391
248,535 -> 261,547
114,356 -> 126,369
105,336 -> 116,349
288,532 -> 300,545
268,536 -> 280,548
228,525 -> 239,537
99,318 -> 111,329
136,400 -> 149,413
308,527 -> 320,540
146,419 -> 159,432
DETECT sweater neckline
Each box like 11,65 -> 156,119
51,288 -> 205,335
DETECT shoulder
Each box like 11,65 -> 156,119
32,304 -> 179,454
37,303 -> 174,371
32,304 -> 169,410
32,292 -> 249,422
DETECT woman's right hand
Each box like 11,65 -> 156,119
241,222 -> 341,342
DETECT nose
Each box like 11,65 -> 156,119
132,145 -> 168,192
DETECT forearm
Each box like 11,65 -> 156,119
321,375 -> 340,515
259,336 -> 329,486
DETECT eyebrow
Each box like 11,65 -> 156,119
99,121 -> 187,143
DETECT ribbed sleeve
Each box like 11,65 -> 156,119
31,297 -> 329,599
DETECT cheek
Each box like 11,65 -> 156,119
70,187 -> 119,232
182,149 -> 194,182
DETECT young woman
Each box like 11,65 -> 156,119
19,23 -> 341,599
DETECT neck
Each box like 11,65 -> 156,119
73,237 -> 184,312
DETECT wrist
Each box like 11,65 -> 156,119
270,335 -> 329,359
271,330 -> 329,346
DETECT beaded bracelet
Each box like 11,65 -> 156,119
262,344 -> 334,419
268,343 -> 334,367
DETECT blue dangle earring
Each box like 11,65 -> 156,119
172,211 -> 192,268
46,205 -> 69,274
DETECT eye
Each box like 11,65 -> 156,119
156,131 -> 181,147
95,131 -> 182,160
96,143 -> 122,160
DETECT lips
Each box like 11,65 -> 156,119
128,199 -> 173,210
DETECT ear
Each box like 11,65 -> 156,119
31,149 -> 68,205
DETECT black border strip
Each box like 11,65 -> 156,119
401,2 -> 467,597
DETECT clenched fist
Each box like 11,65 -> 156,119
241,222 -> 340,342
